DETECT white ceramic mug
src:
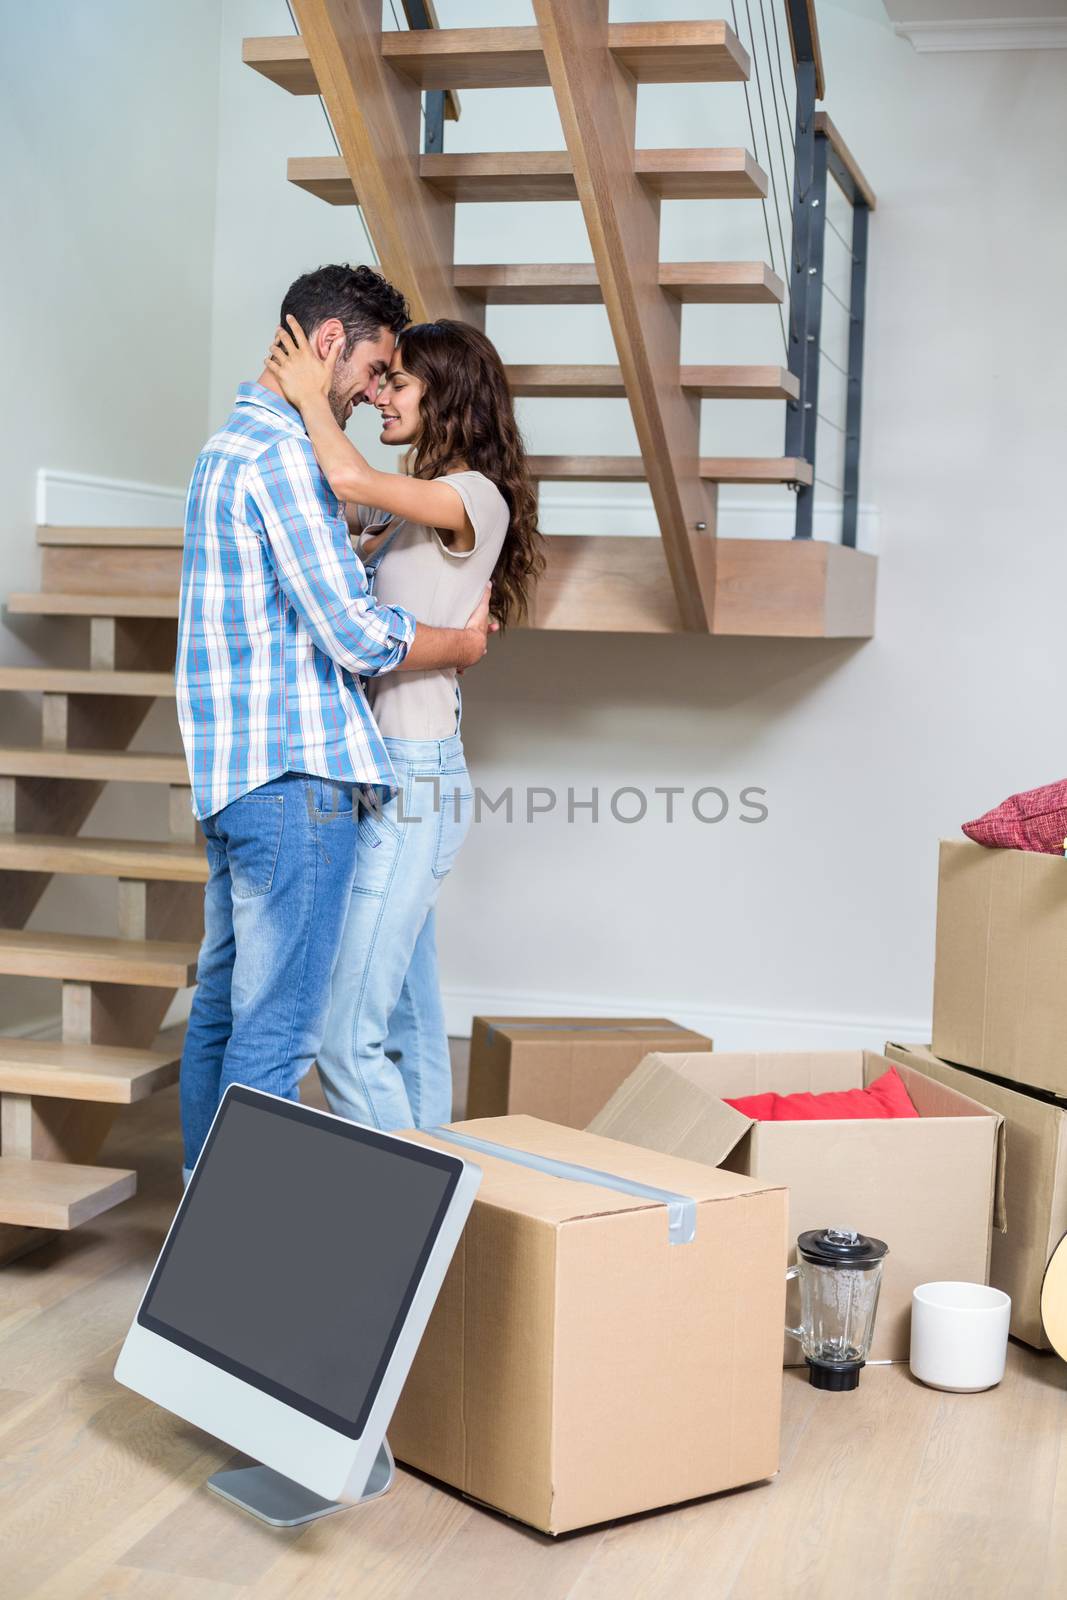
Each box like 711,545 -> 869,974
910,1281 -> 1011,1392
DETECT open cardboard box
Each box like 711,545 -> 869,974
887,1042 -> 1067,1349
588,1050 -> 1004,1364
390,1114 -> 786,1535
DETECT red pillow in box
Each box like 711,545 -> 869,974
725,1066 -> 918,1122
962,778 -> 1067,853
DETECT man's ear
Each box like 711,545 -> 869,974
314,317 -> 346,361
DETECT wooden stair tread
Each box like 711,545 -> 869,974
454,261 -> 784,305
0,1037 -> 181,1103
506,365 -> 799,400
0,930 -> 200,986
288,148 -> 766,205
529,536 -> 876,638
0,748 -> 188,783
0,669 -> 175,696
529,455 -> 813,485
0,1156 -> 136,1230
6,592 -> 180,618
0,833 -> 207,881
36,527 -> 183,548
245,23 -> 749,94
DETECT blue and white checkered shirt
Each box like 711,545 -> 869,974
175,383 -> 415,821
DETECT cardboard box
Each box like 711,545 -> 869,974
588,1050 -> 1002,1363
887,1042 -> 1063,1349
466,1016 -> 713,1128
933,838 -> 1067,1098
389,1114 -> 787,1535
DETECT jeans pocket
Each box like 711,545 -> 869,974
304,776 -> 356,823
432,779 -> 474,880
355,796 -> 402,896
213,793 -> 285,898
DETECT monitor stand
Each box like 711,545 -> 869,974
206,1437 -> 395,1527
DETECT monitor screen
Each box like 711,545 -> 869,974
138,1089 -> 460,1439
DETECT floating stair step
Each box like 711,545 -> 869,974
0,1037 -> 181,1103
506,366 -> 799,400
288,148 -> 766,205
245,23 -> 749,94
528,455 -> 813,485
0,834 -> 207,882
0,930 -> 199,986
659,261 -> 785,303
0,748 -> 188,784
36,527 -> 183,548
683,367 -> 799,400
700,456 -> 812,484
531,536 -> 876,637
454,261 -> 784,305
0,669 -> 175,697
0,1156 -> 136,1229
6,592 -> 180,619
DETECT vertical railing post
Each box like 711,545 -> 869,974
400,0 -> 446,155
423,91 -> 445,154
841,201 -> 869,549
785,60 -> 827,540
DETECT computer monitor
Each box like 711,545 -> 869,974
115,1084 -> 481,1526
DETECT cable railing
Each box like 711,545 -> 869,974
777,0 -> 873,546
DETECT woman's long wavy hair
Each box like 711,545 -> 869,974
394,320 -> 545,629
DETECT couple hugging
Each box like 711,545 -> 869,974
176,262 -> 544,1181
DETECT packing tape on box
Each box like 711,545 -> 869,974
427,1126 -> 697,1245
484,1021 -> 690,1044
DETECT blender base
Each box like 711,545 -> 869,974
807,1358 -> 864,1391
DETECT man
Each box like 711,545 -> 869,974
175,264 -> 491,1179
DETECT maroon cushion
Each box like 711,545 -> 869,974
963,779 -> 1067,853
724,1066 -> 919,1122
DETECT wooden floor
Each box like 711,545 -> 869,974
2,1064 -> 1067,1599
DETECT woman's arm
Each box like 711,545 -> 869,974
265,317 -> 470,534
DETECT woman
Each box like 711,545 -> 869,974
265,314 -> 544,1131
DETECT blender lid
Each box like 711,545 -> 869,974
797,1227 -> 889,1267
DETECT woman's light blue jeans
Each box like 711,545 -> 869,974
179,770 -> 359,1181
315,733 -> 473,1131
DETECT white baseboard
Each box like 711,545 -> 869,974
440,984 -> 929,1054
36,469 -> 186,528
18,992 -> 926,1056
894,18 -> 1067,53
537,490 -> 879,550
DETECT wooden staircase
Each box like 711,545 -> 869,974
0,526 -> 201,1265
244,2 -> 877,636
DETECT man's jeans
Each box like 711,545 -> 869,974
180,770 -> 358,1177
316,734 -> 473,1132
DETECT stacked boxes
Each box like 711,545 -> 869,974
891,837 -> 1067,1346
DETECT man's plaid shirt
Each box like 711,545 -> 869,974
175,383 -> 414,821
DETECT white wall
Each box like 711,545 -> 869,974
0,1 -> 223,1031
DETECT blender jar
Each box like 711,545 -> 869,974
786,1227 -> 889,1390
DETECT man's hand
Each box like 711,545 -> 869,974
458,584 -> 498,672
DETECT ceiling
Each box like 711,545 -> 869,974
882,0 -> 1067,18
